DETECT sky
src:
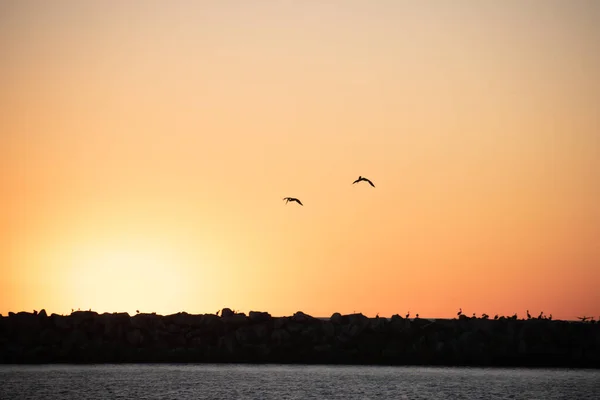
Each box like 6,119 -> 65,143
1,1 -> 599,320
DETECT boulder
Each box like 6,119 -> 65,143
132,313 -> 165,331
249,311 -> 271,323
369,318 -> 388,333
292,311 -> 314,323
271,329 -> 291,346
200,314 -> 222,329
347,313 -> 369,326
9,312 -> 41,331
273,317 -> 289,330
322,321 -> 335,338
235,326 -> 260,345
51,314 -> 71,330
221,314 -> 248,326
70,311 -> 98,326
330,312 -> 343,325
167,312 -> 204,328
218,334 -> 237,355
220,308 -> 234,318
126,329 -> 143,346
39,328 -> 61,345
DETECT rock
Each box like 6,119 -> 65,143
347,313 -> 369,326
247,343 -> 271,358
51,314 -> 71,330
518,338 -> 527,354
330,313 -> 343,324
235,326 -> 259,344
1,310 -> 599,366
9,312 -> 40,331
70,311 -> 98,327
271,329 -> 291,346
249,311 -> 271,323
200,314 -> 221,329
62,329 -> 87,352
221,314 -> 248,326
189,336 -> 204,348
340,323 -> 365,341
166,312 -> 204,328
314,344 -> 332,353
322,321 -> 335,338
300,324 -> 321,344
39,328 -> 61,345
389,317 -> 410,334
220,308 -> 234,318
285,322 -> 304,334
253,324 -> 269,341
126,329 -> 143,346
273,317 -> 289,330
102,313 -> 131,338
132,313 -> 164,331
218,334 -> 237,355
369,318 -> 387,333
292,311 -> 313,323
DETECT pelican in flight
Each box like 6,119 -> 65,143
353,176 -> 375,187
283,197 -> 303,206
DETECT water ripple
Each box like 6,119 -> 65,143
0,364 -> 599,399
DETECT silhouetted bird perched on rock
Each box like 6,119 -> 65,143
352,176 -> 375,187
283,197 -> 303,206
406,311 -> 410,319
457,308 -> 462,317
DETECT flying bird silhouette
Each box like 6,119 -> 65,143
283,197 -> 303,206
353,176 -> 375,187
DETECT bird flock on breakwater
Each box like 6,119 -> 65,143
283,175 -> 375,206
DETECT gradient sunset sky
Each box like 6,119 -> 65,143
1,1 -> 599,320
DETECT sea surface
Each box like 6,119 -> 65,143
0,364 -> 598,399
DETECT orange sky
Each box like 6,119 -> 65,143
1,1 -> 599,320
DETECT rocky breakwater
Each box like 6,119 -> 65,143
1,309 -> 599,367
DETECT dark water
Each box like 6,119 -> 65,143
1,364 -> 598,399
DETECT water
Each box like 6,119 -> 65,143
1,364 -> 598,399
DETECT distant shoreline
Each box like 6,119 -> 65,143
2,310 -> 599,368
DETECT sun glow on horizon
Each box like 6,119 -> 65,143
62,239 -> 194,316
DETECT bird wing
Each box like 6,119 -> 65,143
352,179 -> 359,184
365,178 -> 375,187
296,199 -> 303,205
